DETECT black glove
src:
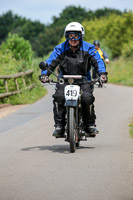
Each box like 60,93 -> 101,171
100,74 -> 108,83
39,75 -> 49,83
39,61 -> 48,70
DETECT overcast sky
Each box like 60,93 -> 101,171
0,0 -> 133,25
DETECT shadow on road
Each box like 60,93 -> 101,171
21,145 -> 95,154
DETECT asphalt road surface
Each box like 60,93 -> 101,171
0,84 -> 133,200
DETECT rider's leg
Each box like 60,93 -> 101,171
90,104 -> 96,125
52,84 -> 66,136
81,83 -> 99,135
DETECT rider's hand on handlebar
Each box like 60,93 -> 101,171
39,75 -> 49,83
105,59 -> 110,64
100,74 -> 107,83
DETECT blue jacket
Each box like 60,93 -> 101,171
41,40 -> 106,80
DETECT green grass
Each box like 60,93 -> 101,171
129,120 -> 133,138
8,83 -> 47,104
107,56 -> 133,138
107,56 -> 133,87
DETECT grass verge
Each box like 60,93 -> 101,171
107,56 -> 133,138
107,56 -> 133,87
129,120 -> 133,138
8,84 -> 47,104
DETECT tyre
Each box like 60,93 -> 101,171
68,107 -> 76,153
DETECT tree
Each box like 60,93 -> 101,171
94,7 -> 122,18
83,11 -> 133,57
0,7 -> 123,57
18,20 -> 45,54
0,11 -> 26,43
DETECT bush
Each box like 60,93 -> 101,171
0,50 -> 16,74
83,11 -> 133,58
0,33 -> 35,75
0,33 -> 34,64
122,41 -> 133,58
0,36 -> 47,105
0,50 -> 32,75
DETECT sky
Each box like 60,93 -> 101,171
0,0 -> 133,25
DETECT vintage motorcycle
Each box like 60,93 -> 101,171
39,64 -> 98,153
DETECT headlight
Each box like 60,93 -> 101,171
68,78 -> 74,84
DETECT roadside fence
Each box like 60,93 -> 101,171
0,69 -> 35,99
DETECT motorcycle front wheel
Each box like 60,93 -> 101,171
68,107 -> 76,153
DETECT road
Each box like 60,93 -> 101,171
0,84 -> 133,200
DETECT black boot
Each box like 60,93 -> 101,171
52,126 -> 65,138
85,125 -> 99,137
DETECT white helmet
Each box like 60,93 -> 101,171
64,22 -> 85,39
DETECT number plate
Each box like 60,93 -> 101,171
64,85 -> 80,101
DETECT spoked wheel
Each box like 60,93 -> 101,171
68,107 -> 76,153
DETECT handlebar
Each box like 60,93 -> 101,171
62,75 -> 84,79
39,74 -> 102,86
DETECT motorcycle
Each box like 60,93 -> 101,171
39,64 -> 98,153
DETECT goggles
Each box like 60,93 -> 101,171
66,32 -> 81,40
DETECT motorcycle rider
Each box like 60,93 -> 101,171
92,40 -> 109,80
39,22 -> 107,137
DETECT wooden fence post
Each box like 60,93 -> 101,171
22,77 -> 26,86
14,78 -> 20,92
4,79 -> 8,92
